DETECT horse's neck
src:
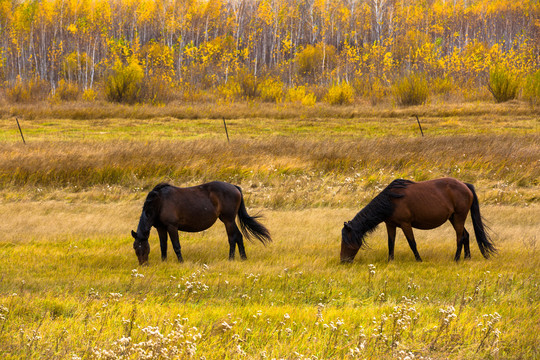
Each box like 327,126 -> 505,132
351,209 -> 383,234
136,212 -> 152,238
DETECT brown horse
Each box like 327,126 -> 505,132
131,181 -> 271,265
341,178 -> 495,263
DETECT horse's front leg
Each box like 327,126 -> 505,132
157,227 -> 168,261
167,225 -> 184,263
401,224 -> 422,262
385,222 -> 397,261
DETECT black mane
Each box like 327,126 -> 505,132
345,179 -> 413,248
143,183 -> 170,212
135,183 -> 171,240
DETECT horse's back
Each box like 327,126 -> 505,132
390,177 -> 473,229
159,181 -> 242,228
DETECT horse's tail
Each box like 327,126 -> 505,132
234,185 -> 271,245
143,183 -> 168,221
466,183 -> 496,258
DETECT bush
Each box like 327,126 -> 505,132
324,82 -> 354,105
54,79 -> 80,101
139,75 -> 175,105
366,78 -> 389,105
297,45 -> 324,78
259,77 -> 284,103
235,68 -> 260,99
6,77 -> 50,103
218,81 -> 241,102
394,73 -> 429,106
82,88 -> 98,101
104,61 -> 144,104
431,76 -> 455,96
523,70 -> 540,106
296,43 -> 336,81
487,66 -> 519,103
286,86 -> 316,106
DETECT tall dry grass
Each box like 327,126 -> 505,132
1,100 -> 538,121
0,134 -> 538,206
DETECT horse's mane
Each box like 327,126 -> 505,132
143,183 -> 170,218
135,183 -> 171,239
346,179 -> 413,248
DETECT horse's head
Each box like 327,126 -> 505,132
340,221 -> 360,263
131,230 -> 150,265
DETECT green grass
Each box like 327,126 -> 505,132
0,206 -> 538,359
0,100 -> 538,359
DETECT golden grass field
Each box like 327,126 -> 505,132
0,101 -> 538,359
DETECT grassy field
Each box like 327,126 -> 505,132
0,101 -> 539,359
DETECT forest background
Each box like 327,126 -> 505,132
0,1 -> 540,359
0,0 -> 539,105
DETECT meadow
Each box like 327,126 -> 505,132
0,101 -> 539,359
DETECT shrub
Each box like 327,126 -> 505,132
394,73 -> 429,106
235,68 -> 260,99
431,76 -> 455,95
487,66 -> 519,103
297,45 -> 324,78
296,43 -> 336,81
139,75 -> 175,105
259,77 -> 284,103
6,77 -> 49,103
104,61 -> 144,104
287,86 -> 316,106
324,82 -> 354,105
54,79 -> 80,101
523,70 -> 540,106
366,78 -> 389,105
82,88 -> 98,101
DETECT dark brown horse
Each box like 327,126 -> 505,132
341,178 -> 496,263
131,181 -> 271,265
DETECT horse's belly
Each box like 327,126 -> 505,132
411,218 -> 447,230
178,218 -> 217,232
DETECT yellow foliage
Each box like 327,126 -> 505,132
287,86 -> 316,106
54,79 -> 79,101
82,88 -> 97,101
324,82 -> 354,105
260,77 -> 284,103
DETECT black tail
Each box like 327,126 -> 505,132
466,183 -> 496,259
235,186 -> 271,245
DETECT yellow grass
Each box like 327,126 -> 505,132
0,101 -> 538,359
0,201 -> 538,359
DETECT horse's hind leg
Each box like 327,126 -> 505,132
167,225 -> 183,263
157,227 -> 168,261
401,224 -> 422,262
223,219 -> 246,260
450,215 -> 467,262
463,229 -> 471,259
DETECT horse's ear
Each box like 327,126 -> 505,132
131,230 -> 137,239
344,222 -> 351,230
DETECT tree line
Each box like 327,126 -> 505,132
0,0 -> 538,103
